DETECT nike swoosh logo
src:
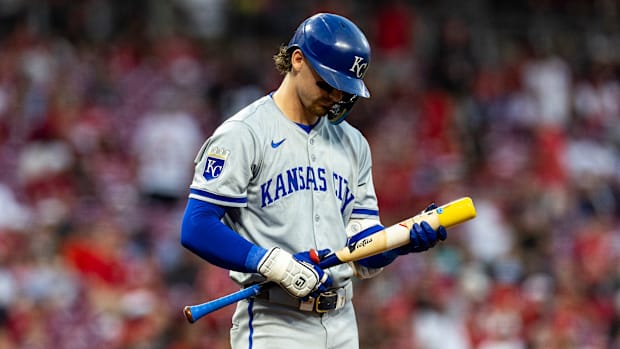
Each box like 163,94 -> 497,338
271,138 -> 286,148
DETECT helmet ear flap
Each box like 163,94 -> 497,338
327,94 -> 358,125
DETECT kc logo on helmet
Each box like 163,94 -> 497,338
349,56 -> 368,78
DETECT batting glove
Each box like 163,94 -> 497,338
293,249 -> 333,298
258,247 -> 332,299
397,203 -> 448,255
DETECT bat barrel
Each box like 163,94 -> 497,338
436,197 -> 476,228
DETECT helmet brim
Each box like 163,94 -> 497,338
306,56 -> 370,98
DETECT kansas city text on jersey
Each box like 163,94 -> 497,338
260,166 -> 355,212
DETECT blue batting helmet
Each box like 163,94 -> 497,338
288,13 -> 371,98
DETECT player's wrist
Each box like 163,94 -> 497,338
244,245 -> 269,272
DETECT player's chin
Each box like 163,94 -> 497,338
310,105 -> 330,117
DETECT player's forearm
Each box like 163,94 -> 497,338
181,198 -> 266,272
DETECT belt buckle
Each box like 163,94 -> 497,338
315,291 -> 339,313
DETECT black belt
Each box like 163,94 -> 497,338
254,283 -> 352,314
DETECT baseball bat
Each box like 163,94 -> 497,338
318,196 -> 476,268
184,196 -> 476,323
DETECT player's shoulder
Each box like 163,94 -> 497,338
226,95 -> 277,125
332,120 -> 363,136
325,119 -> 370,148
212,95 -> 275,136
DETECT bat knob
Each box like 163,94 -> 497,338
183,306 -> 195,323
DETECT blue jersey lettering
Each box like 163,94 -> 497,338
317,168 -> 327,191
260,167 -> 353,209
261,179 -> 273,207
297,166 -> 306,190
306,166 -> 317,191
286,168 -> 299,194
274,173 -> 287,200
333,173 -> 343,200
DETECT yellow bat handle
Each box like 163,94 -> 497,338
396,196 -> 476,243
426,196 -> 477,228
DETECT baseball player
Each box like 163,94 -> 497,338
180,13 -> 448,349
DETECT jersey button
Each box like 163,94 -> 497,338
310,139 -> 314,145
314,214 -> 320,222
311,155 -> 316,162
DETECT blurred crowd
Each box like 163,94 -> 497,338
1,0 -> 620,348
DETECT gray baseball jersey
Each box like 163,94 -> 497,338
189,95 -> 379,287
189,95 -> 378,348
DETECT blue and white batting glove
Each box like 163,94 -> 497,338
396,203 -> 448,255
294,249 -> 333,298
257,247 -> 332,299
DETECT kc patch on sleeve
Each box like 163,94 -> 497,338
203,146 -> 230,181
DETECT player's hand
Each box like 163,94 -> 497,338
293,249 -> 333,297
257,247 -> 332,299
397,203 -> 448,254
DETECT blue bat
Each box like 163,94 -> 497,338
183,252 -> 343,323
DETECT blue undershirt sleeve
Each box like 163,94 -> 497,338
180,198 -> 267,272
